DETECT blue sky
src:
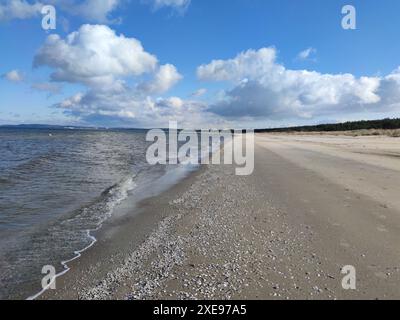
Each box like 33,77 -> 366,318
1,0 -> 400,128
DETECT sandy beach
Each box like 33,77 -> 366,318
39,133 -> 400,300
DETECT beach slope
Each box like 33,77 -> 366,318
43,133 -> 400,300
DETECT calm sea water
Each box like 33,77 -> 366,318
0,128 -> 184,299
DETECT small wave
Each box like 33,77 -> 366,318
101,177 -> 136,213
27,175 -> 136,300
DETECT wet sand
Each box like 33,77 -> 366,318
40,133 -> 400,300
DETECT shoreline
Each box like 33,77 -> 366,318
37,133 -> 400,299
22,163 -> 200,300
37,164 -> 207,300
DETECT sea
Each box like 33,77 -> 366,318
0,127 -> 202,299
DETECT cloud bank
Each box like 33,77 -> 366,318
33,24 -> 204,127
34,41 -> 400,127
198,47 -> 400,121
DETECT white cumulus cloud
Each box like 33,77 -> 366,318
34,24 -> 186,126
197,47 -> 400,120
34,24 -> 158,89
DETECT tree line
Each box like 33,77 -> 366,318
255,118 -> 400,133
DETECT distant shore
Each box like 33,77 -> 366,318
38,133 -> 400,300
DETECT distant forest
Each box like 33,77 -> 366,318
255,118 -> 400,133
